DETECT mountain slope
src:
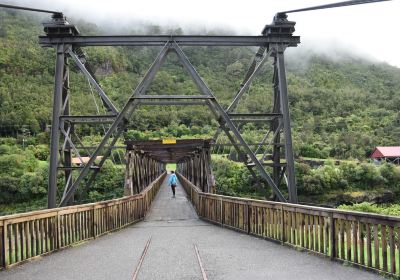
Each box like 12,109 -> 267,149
0,10 -> 399,159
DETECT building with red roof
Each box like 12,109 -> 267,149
370,146 -> 400,164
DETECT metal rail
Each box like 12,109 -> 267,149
131,236 -> 152,280
194,245 -> 208,280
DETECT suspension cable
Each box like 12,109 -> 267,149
86,77 -> 121,163
0,3 -> 61,15
281,0 -> 391,14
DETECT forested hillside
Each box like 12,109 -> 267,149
1,10 -> 400,158
1,10 -> 400,213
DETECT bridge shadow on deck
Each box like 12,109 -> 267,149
0,175 -> 384,280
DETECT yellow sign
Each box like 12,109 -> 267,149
162,139 -> 176,144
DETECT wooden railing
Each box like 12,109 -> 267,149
0,172 -> 166,269
178,173 -> 400,277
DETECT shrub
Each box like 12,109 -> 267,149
298,144 -> 328,158
20,172 -> 46,196
379,163 -> 400,190
302,174 -> 324,194
0,176 -> 21,203
88,191 -> 104,202
211,156 -> 259,197
28,144 -> 49,160
91,160 -> 124,197
339,202 -> 400,217
0,144 -> 12,155
0,138 -> 17,145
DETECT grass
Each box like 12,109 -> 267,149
0,198 -> 47,216
338,240 -> 400,274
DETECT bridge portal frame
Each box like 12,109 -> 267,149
41,13 -> 300,208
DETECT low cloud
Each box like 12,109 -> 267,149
2,0 -> 400,68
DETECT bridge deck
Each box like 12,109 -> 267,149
0,175 -> 383,279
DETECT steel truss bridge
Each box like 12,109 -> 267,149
41,12 -> 299,208
0,0 -> 397,278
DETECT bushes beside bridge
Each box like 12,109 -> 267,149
0,142 -> 46,204
87,161 -> 125,201
212,156 -> 264,198
212,156 -> 400,203
296,161 -> 400,195
0,139 -> 125,214
339,202 -> 400,216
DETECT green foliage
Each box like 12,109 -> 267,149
297,162 -> 400,195
0,137 -> 17,145
339,202 -> 400,217
0,142 -> 126,207
0,151 -> 37,176
298,144 -> 329,159
1,10 -> 399,162
20,172 -> 46,195
28,144 -> 49,160
0,198 -> 46,215
296,161 -> 400,207
0,176 -> 20,203
0,145 -> 46,203
88,191 -> 104,202
212,156 -> 266,198
0,144 -> 12,155
89,160 -> 125,200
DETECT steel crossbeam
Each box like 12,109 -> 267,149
39,35 -> 300,47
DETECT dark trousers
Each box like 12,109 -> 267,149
171,184 -> 176,196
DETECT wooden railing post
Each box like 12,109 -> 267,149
220,197 -> 224,227
199,195 -> 202,217
56,211 -> 62,249
329,212 -> 335,260
281,205 -> 285,243
247,202 -> 251,234
91,205 -> 95,239
2,221 -> 7,269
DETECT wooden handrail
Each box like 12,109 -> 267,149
177,172 -> 400,277
0,172 -> 166,269
196,187 -> 400,222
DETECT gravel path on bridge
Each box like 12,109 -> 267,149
0,175 -> 384,280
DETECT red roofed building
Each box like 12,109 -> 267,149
371,146 -> 400,164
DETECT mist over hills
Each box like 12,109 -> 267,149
1,9 -> 400,160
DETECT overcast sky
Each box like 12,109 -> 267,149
5,0 -> 400,67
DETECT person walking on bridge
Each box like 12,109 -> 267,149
168,170 -> 178,198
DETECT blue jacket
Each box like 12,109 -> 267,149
168,173 -> 177,186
